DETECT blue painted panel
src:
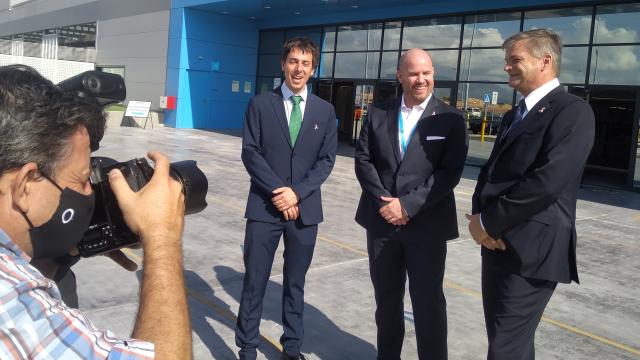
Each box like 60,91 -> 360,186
182,39 -> 258,74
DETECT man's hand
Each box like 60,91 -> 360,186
465,214 -> 506,251
272,187 -> 299,211
109,151 -> 185,245
104,250 -> 138,271
283,205 -> 299,221
380,196 -> 410,226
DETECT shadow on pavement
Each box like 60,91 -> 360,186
214,265 -> 378,359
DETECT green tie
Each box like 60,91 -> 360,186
289,95 -> 302,145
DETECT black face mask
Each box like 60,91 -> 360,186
21,175 -> 95,260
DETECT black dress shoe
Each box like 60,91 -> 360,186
280,353 -> 307,360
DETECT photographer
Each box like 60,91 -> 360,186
0,65 -> 192,358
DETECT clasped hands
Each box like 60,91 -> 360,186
272,187 -> 300,221
379,196 -> 410,226
465,213 -> 507,251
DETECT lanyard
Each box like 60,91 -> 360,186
398,109 -> 416,155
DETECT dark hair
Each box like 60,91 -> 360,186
502,29 -> 563,76
0,65 -> 106,177
281,37 -> 320,69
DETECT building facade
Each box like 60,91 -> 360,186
0,0 -> 638,189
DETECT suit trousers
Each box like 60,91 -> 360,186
482,257 -> 557,360
236,219 -> 317,359
367,226 -> 448,360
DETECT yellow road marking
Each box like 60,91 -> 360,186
120,249 -> 284,353
125,192 -> 640,357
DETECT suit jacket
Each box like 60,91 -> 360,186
472,87 -> 595,283
241,86 -> 337,226
355,96 -> 469,240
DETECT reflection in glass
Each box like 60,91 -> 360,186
524,7 -> 592,44
403,17 -> 462,49
635,138 -> 640,188
319,53 -> 334,78
258,54 -> 282,77
594,4 -> 640,45
334,52 -> 379,79
260,31 -> 284,53
286,27 -> 322,48
457,83 -> 514,164
380,52 -> 398,79
590,46 -> 640,85
459,49 -> 507,82
383,21 -> 401,50
560,46 -> 588,84
463,12 -> 521,47
337,23 -> 382,51
322,27 -> 336,52
429,49 -> 459,81
257,77 -> 277,94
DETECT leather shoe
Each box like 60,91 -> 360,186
280,353 -> 307,360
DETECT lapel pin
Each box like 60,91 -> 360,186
538,107 -> 546,113
432,111 -> 436,116
314,124 -> 319,130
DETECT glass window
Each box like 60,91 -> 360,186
524,7 -> 593,45
322,26 -> 336,52
457,83 -> 515,165
589,45 -> 640,85
259,31 -> 284,53
380,51 -> 399,79
257,77 -> 278,94
460,49 -> 507,82
559,46 -> 588,84
334,52 -> 379,79
463,12 -> 521,47
0,37 -> 11,55
383,21 -> 401,50
319,52 -> 334,78
285,27 -> 322,48
594,3 -> 640,45
258,54 -> 282,77
429,49 -> 459,81
336,23 -> 383,51
403,17 -> 462,49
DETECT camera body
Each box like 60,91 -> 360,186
56,70 -> 209,257
78,157 -> 208,257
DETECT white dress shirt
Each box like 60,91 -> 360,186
281,82 -> 308,125
479,78 -> 560,232
399,94 -> 432,157
518,78 -> 560,118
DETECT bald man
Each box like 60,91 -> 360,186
355,48 -> 468,359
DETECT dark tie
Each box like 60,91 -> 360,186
503,99 -> 527,137
289,95 -> 302,145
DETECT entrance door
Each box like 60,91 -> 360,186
570,86 -> 639,188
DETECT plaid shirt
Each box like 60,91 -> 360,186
0,229 -> 154,359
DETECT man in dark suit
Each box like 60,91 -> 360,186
468,29 -> 595,360
236,37 -> 337,360
355,48 -> 469,359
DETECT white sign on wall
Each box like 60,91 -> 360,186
125,101 -> 152,118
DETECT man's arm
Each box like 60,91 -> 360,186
241,97 -> 287,197
290,107 -> 338,200
481,100 -> 595,239
109,151 -> 191,360
355,111 -> 393,209
399,114 -> 469,217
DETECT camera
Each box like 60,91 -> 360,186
57,70 -> 209,257
78,156 -> 208,257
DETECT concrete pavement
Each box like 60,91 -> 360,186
75,126 -> 640,359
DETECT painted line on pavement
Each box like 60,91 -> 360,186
121,249 -> 284,353
201,195 -> 640,357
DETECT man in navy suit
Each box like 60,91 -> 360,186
468,29 -> 595,359
236,37 -> 337,360
355,48 -> 469,359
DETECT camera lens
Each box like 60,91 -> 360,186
169,160 -> 208,215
